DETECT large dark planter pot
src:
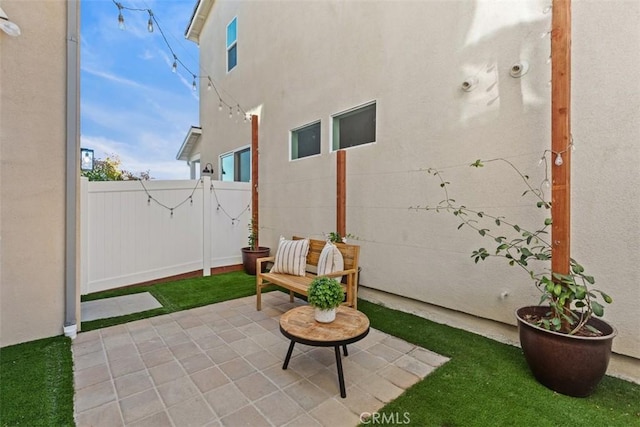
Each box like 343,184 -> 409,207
516,306 -> 616,397
241,247 -> 270,275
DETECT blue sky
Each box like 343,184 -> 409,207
81,0 -> 200,179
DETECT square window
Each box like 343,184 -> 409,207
332,102 -> 376,150
220,147 -> 250,182
291,121 -> 321,160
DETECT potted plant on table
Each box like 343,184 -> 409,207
308,277 -> 345,323
416,158 -> 615,397
241,220 -> 270,275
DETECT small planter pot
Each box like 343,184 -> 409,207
314,307 -> 336,323
516,306 -> 616,397
241,247 -> 270,276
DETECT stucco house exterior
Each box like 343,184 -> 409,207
0,0 -> 81,347
185,0 -> 639,379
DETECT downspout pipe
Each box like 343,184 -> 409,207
64,0 -> 80,339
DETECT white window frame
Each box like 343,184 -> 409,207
331,100 -> 377,152
290,120 -> 322,161
219,145 -> 251,182
226,17 -> 238,72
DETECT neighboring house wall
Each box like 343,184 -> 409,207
192,0 -> 639,360
0,0 -> 72,346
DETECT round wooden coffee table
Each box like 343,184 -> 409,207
279,305 -> 370,398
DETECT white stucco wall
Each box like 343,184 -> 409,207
196,0 -> 639,360
0,0 -> 69,346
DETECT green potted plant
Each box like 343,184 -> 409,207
241,219 -> 270,275
417,158 -> 616,397
308,277 -> 345,323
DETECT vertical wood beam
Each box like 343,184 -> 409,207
251,115 -> 259,248
337,150 -> 346,237
551,0 -> 571,277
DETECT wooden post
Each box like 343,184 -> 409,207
551,0 -> 571,279
337,150 -> 346,237
251,115 -> 259,248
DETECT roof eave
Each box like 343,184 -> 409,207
176,126 -> 202,161
185,0 -> 215,43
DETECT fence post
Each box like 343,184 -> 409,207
202,176 -> 211,276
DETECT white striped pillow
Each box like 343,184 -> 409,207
270,237 -> 310,276
317,241 -> 344,282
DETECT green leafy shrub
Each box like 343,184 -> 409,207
308,277 -> 345,310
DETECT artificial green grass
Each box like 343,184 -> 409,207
358,300 -> 640,426
81,271 -> 276,331
0,336 -> 74,426
2,272 -> 638,427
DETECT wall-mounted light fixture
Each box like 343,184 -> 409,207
510,61 -> 530,78
461,76 -> 478,92
0,6 -> 21,37
80,148 -> 95,171
202,163 -> 214,175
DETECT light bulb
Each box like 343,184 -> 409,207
147,17 -> 153,32
236,105 -> 241,116
229,107 -> 233,118
207,80 -> 212,91
571,143 -> 576,152
554,153 -> 563,166
118,12 -> 125,30
192,77 -> 197,91
218,101 -> 223,111
543,5 -> 552,14
171,56 -> 177,73
0,16 -> 21,37
544,179 -> 551,188
538,157 -> 544,166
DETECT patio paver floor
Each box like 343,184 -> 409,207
73,292 -> 449,427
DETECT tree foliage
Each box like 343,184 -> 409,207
82,155 -> 151,181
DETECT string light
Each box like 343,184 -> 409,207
141,180 -> 199,217
554,153 -> 563,166
210,183 -> 250,224
116,2 -> 125,30
110,1 -> 251,123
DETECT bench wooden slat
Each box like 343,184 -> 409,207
256,237 -> 360,311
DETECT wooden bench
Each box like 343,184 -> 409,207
256,236 -> 360,311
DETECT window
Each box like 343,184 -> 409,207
332,102 -> 376,150
291,121 -> 321,160
226,17 -> 237,72
220,147 -> 250,182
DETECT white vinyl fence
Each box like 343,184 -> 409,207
80,177 -> 251,295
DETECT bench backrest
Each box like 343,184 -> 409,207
293,236 -> 360,272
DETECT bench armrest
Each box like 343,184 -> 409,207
257,256 -> 275,272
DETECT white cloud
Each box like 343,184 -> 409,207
82,134 -> 189,180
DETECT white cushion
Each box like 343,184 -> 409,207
317,241 -> 344,281
270,237 -> 310,276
